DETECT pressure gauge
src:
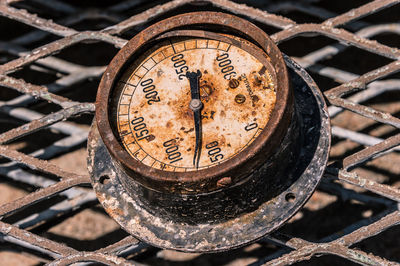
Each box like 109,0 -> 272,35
115,37 -> 279,174
89,12 -> 330,252
105,31 -> 292,193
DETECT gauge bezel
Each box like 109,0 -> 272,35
109,33 -> 279,172
96,12 -> 292,193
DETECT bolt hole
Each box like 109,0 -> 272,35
285,193 -> 296,203
99,175 -> 110,185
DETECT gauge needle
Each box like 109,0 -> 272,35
186,70 -> 203,168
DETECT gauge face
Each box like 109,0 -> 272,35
114,38 -> 277,172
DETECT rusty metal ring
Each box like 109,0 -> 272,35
95,11 -> 292,194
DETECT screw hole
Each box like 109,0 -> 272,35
99,175 -> 110,185
285,193 -> 296,203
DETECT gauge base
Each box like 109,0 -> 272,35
88,56 -> 330,252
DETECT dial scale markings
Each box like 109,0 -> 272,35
116,38 -> 277,172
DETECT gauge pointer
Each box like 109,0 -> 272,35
186,70 -> 203,168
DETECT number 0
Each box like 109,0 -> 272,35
245,122 -> 258,131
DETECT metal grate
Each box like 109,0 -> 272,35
0,0 -> 399,265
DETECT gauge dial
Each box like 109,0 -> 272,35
114,38 -> 277,172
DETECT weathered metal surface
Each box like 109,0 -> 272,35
0,0 -> 399,264
88,55 -> 330,251
96,12 -> 293,194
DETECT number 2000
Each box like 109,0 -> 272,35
140,78 -> 160,105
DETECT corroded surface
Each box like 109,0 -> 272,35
116,38 -> 276,171
88,56 -> 330,252
95,12 -> 292,194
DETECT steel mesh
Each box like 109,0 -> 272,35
0,0 -> 399,265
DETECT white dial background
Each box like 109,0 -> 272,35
116,38 -> 276,172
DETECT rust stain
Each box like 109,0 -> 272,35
216,177 -> 232,187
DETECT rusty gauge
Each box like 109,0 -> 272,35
89,12 -> 330,252
100,28 -> 293,194
115,37 -> 278,174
